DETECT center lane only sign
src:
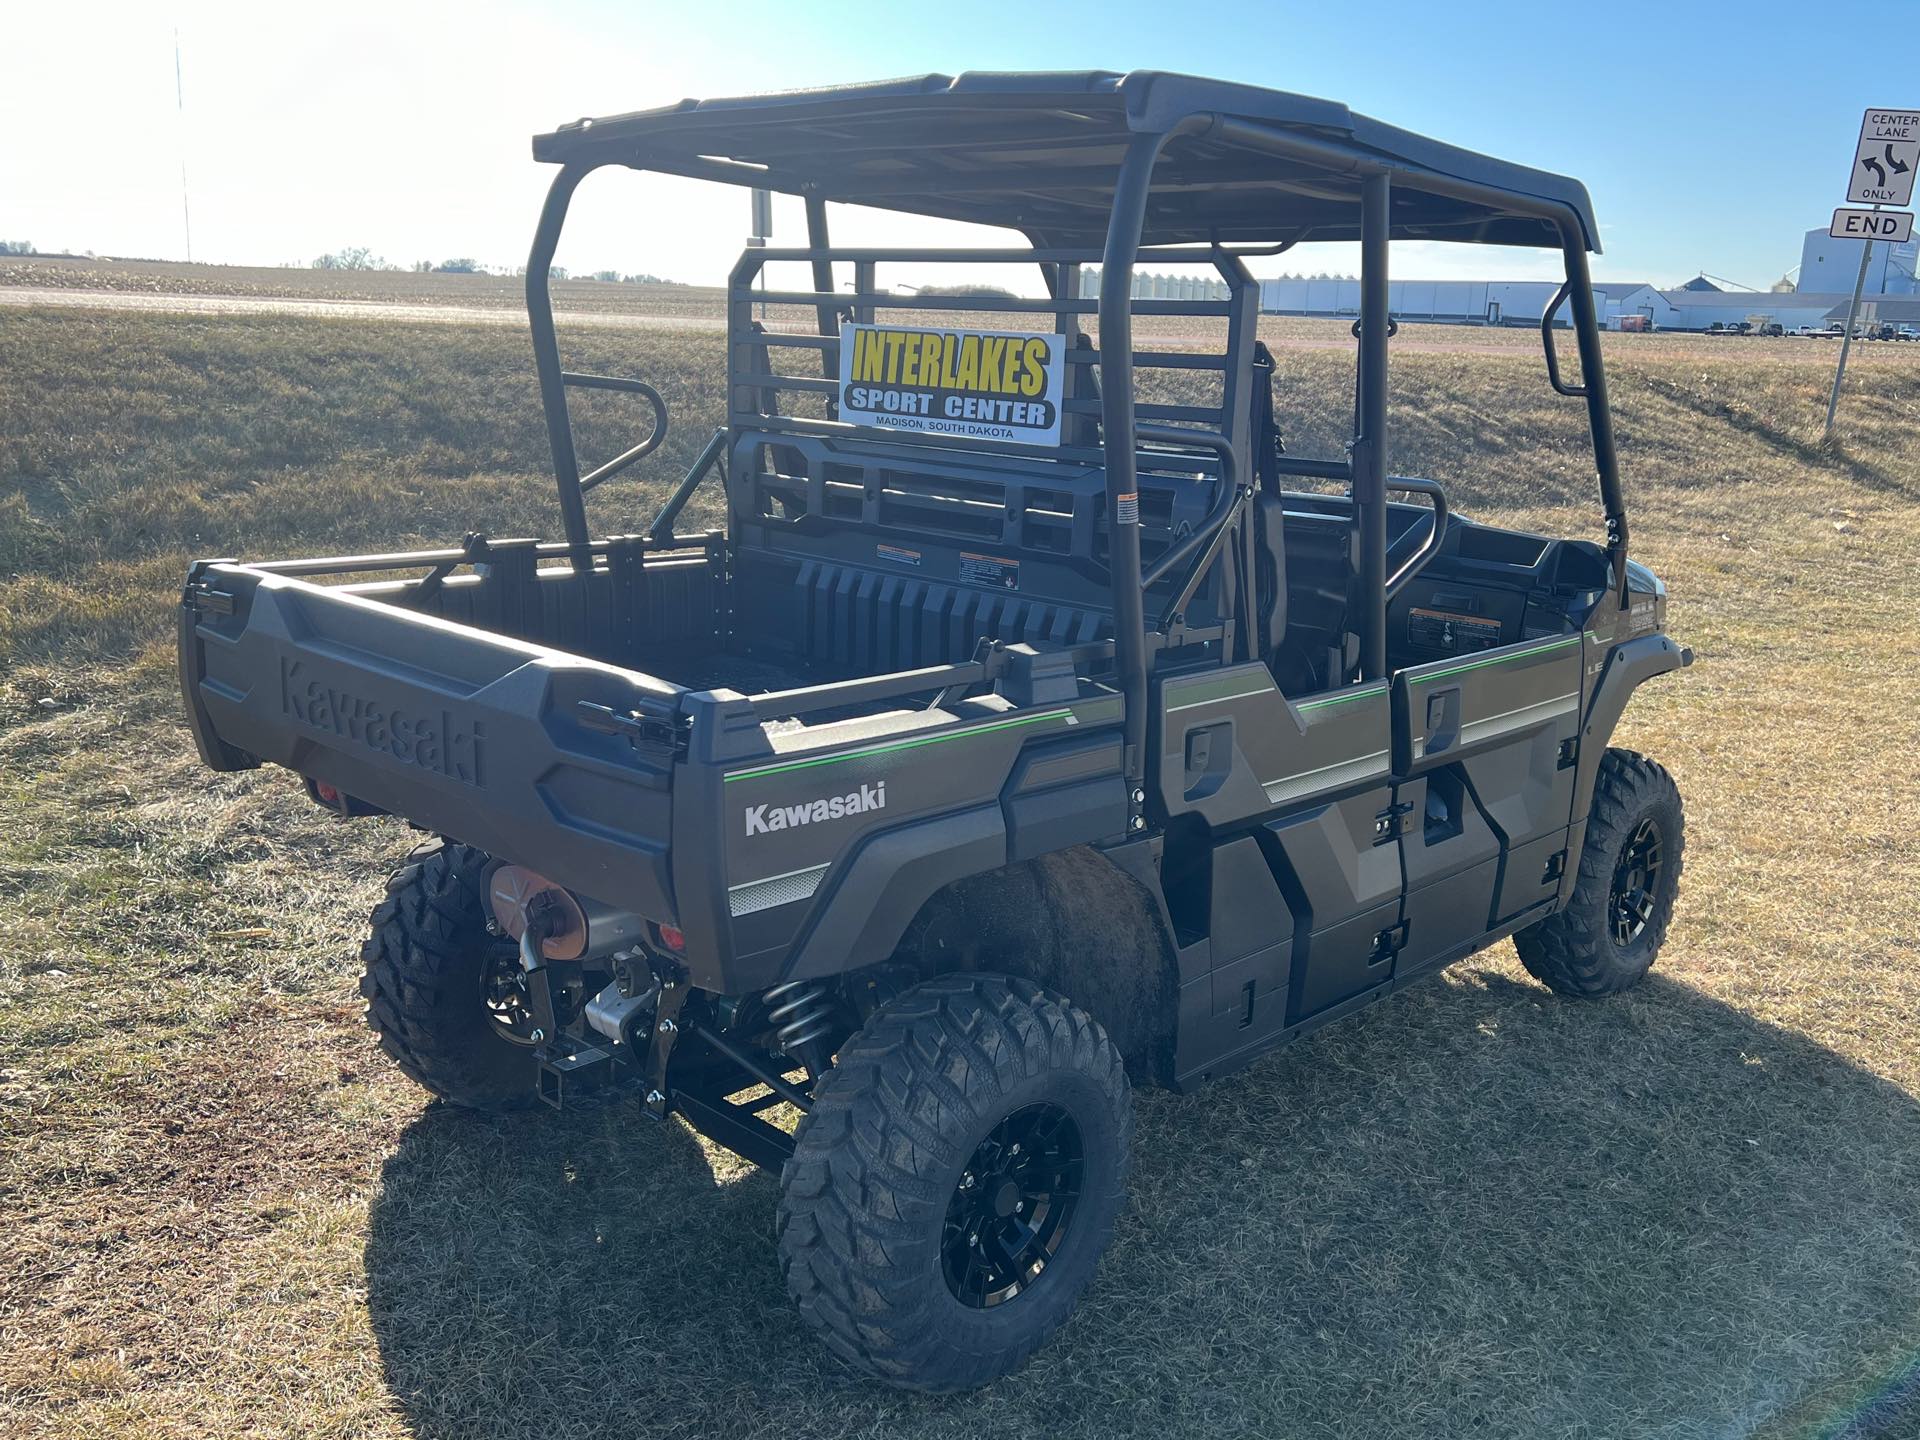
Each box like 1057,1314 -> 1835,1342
838,322 -> 1066,446
1849,108 -> 1920,207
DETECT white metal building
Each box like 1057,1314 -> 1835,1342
1257,277 -> 1686,329
1798,226 -> 1918,296
1185,218 -> 1920,330
1592,282 -> 1681,328
1257,276 -> 1871,332
1838,296 -> 1920,324
1657,289 -> 1854,331
1258,276 -> 1579,325
1078,267 -> 1231,301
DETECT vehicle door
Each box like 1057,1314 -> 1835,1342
1153,664 -> 1402,1026
1389,632 -> 1585,975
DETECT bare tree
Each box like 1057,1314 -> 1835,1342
312,246 -> 389,271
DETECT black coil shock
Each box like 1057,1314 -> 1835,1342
765,980 -> 836,1074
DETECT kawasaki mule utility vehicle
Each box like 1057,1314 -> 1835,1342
178,72 -> 1691,1391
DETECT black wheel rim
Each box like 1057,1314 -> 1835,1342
942,1103 -> 1085,1309
481,943 -> 541,1045
1609,816 -> 1665,947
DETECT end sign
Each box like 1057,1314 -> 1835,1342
1830,206 -> 1914,244
1849,108 -> 1920,206
1829,107 -> 1919,437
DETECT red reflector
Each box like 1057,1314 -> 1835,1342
314,781 -> 341,806
657,923 -> 686,953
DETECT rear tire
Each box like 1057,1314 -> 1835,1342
777,973 -> 1131,1392
1514,748 -> 1684,996
358,840 -> 538,1109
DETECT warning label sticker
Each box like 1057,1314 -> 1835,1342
838,323 -> 1065,447
959,551 -> 1020,591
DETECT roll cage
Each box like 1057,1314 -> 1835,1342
521,70 -> 1628,805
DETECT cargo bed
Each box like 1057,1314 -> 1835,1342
178,532 -> 1130,992
179,540 -> 719,926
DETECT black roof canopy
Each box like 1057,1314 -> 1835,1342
533,71 -> 1600,252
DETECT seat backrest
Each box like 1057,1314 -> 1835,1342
1252,491 -> 1288,661
726,429 -> 1225,676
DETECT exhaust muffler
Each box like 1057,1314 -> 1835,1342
486,864 -> 648,965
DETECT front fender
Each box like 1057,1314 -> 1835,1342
1543,632 -> 1689,910
1572,631 -> 1691,825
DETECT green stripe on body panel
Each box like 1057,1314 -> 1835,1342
1166,684 -> 1274,713
722,702 -> 1114,784
1164,671 -> 1386,716
1162,670 -> 1275,711
1296,683 -> 1388,713
1404,634 -> 1581,687
1170,637 -> 1578,717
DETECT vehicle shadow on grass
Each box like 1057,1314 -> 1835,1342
1643,373 -> 1920,504
365,969 -> 1920,1440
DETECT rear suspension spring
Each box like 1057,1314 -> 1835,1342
765,980 -> 836,1070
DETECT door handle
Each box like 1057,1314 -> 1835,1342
1424,686 -> 1462,756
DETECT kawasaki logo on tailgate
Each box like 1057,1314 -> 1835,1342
745,781 -> 886,836
281,658 -> 486,786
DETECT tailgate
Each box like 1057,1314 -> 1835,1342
179,562 -> 685,920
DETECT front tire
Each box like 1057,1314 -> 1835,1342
1514,748 -> 1684,996
358,840 -> 539,1109
777,973 -> 1131,1392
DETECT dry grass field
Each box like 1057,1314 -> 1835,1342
0,256 -> 727,318
3,294 -> 1919,1440
13,255 -> 1914,361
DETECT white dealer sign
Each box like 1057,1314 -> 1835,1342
837,322 -> 1066,447
1848,108 -> 1920,207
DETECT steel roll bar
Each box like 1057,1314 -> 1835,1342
1558,239 -> 1630,603
567,373 -> 669,493
1098,122 -> 1209,793
1136,430 -> 1238,589
1132,425 -> 1251,636
1383,478 -> 1450,600
1356,170 -> 1392,681
1203,113 -> 1629,605
524,107 -> 1633,791
646,428 -> 727,543
527,163 -> 674,563
527,163 -> 593,564
1539,281 -> 1585,397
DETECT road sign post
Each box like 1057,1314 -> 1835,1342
1827,108 -> 1920,437
749,187 -> 772,321
1824,234 -> 1876,436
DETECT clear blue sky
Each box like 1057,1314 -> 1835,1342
0,0 -> 1899,289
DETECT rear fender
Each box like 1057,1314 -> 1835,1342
772,747 -> 1130,988
705,699 -> 1127,993
869,843 -> 1184,1084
